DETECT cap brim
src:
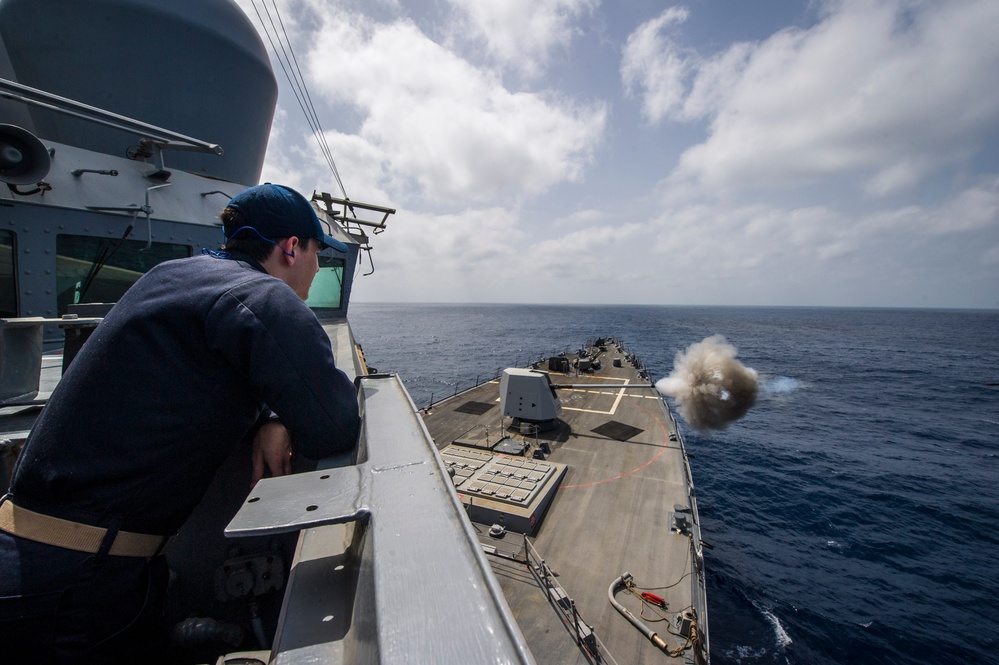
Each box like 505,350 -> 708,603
319,233 -> 349,254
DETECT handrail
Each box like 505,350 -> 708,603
0,78 -> 222,155
521,536 -> 617,665
226,374 -> 535,664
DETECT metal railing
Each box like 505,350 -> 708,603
520,536 -> 620,665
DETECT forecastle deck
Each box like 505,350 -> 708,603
421,339 -> 709,665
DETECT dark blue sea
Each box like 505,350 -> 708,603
348,304 -> 999,665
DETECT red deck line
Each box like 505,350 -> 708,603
559,407 -> 669,489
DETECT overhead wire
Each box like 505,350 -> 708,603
248,0 -> 348,199
268,1 -> 347,197
253,0 -> 341,193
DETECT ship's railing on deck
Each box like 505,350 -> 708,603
225,373 -> 535,664
423,346 -> 581,410
420,338 -> 658,413
517,535 -> 621,665
656,396 -> 710,665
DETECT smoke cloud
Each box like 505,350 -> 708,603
656,335 -> 758,431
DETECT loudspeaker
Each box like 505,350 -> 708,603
0,124 -> 51,185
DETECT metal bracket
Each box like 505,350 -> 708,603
225,464 -> 369,537
84,182 -> 171,250
225,373 -> 537,664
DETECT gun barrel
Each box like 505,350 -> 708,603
555,384 -> 655,390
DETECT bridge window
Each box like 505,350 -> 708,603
0,230 -> 15,317
56,235 -> 190,314
305,255 -> 345,311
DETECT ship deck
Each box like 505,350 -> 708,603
421,340 -> 707,665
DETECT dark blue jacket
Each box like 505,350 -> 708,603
8,254 -> 359,535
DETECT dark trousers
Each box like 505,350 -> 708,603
0,532 -> 169,664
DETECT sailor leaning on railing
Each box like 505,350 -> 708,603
0,184 -> 360,664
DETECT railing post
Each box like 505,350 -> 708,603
571,599 -> 580,644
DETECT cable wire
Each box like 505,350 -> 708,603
248,0 -> 348,198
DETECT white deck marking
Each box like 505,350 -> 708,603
562,377 -> 631,415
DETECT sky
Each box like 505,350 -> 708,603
235,0 -> 999,308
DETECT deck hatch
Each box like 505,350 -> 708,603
455,401 -> 496,415
591,420 -> 644,442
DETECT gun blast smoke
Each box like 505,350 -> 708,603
656,334 -> 758,431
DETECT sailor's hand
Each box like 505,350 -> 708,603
252,420 -> 293,487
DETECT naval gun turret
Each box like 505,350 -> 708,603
500,368 -> 562,430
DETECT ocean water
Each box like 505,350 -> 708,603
348,304 -> 999,665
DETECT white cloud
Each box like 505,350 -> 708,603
237,0 -> 998,308
532,222 -> 645,282
620,6 -> 692,124
257,107 -> 314,192
351,176 -> 998,307
624,0 -> 999,198
642,177 -> 999,306
447,0 -> 600,78
302,9 -> 606,207
354,206 -> 526,302
680,42 -> 753,121
552,208 -> 607,228
355,206 -> 651,303
236,0 -> 606,208
923,179 -> 999,235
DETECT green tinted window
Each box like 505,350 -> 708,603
0,230 -> 15,317
56,235 -> 190,314
306,256 -> 345,310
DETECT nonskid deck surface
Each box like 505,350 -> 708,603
422,342 -> 705,664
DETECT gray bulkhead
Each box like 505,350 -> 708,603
0,0 -> 276,185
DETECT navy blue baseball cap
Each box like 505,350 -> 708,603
225,183 -> 348,253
